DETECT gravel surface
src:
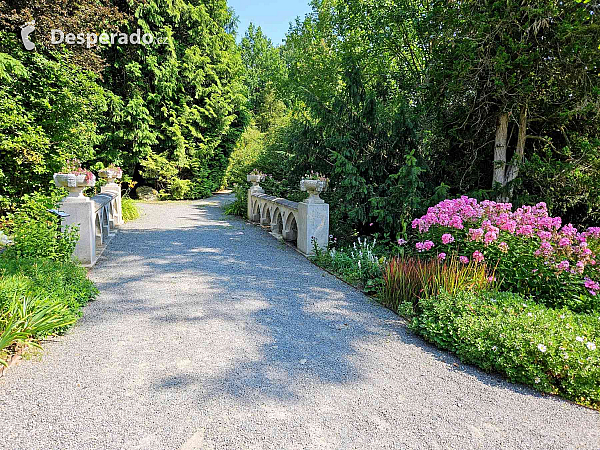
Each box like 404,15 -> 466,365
1,194 -> 598,450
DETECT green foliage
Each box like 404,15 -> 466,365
100,0 -> 249,200
121,198 -> 140,222
0,257 -> 98,364
411,290 -> 600,409
223,184 -> 248,218
224,125 -> 265,188
0,33 -> 108,204
424,0 -> 600,222
311,237 -> 384,293
273,1 -> 430,239
2,193 -> 79,261
240,23 -> 288,132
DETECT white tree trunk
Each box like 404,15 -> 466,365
505,104 -> 528,191
493,113 -> 509,187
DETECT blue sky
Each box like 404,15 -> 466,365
228,0 -> 313,45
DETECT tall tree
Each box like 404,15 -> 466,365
101,0 -> 248,198
240,23 -> 287,131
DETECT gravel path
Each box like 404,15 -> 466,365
1,194 -> 598,449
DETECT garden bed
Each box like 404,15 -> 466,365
311,197 -> 600,409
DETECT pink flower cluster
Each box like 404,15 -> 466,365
584,277 -> 600,296
416,240 -> 435,252
412,196 -> 600,290
412,197 -> 556,234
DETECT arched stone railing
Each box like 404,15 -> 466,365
247,176 -> 329,255
54,174 -> 122,267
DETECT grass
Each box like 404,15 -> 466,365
0,257 -> 97,365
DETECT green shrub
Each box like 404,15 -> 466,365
0,257 -> 98,364
2,193 -> 79,261
411,290 -> 600,408
121,197 -> 140,222
223,125 -> 265,188
223,184 -> 248,218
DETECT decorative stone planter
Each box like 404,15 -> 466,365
247,173 -> 265,195
53,173 -> 96,200
247,173 -> 265,185
98,168 -> 123,184
300,179 -> 327,204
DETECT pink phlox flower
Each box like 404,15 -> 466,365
558,237 -> 571,247
469,228 -> 484,242
441,233 -> 454,245
438,252 -> 446,260
561,223 -> 578,238
583,227 -> 600,240
472,250 -> 485,263
459,256 -> 469,264
516,225 -> 533,237
584,277 -> 599,296
484,230 -> 498,245
535,241 -> 553,258
537,231 -> 552,241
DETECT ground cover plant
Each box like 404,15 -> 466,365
122,197 -> 140,222
312,237 -> 385,294
412,290 -> 600,408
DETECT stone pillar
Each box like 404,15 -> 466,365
297,201 -> 329,256
60,194 -> 96,267
247,174 -> 264,221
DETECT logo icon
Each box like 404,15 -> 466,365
21,20 -> 35,51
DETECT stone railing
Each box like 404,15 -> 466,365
247,174 -> 329,255
53,171 -> 123,267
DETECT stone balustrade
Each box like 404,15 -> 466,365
54,173 -> 122,267
247,175 -> 329,255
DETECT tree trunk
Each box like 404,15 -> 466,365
505,104 -> 528,193
493,113 -> 509,188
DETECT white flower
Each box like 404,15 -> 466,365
537,344 -> 547,353
576,336 -> 584,342
559,314 -> 565,319
527,312 -> 533,317
491,346 -> 497,351
523,303 -> 527,307
534,377 -> 541,384
586,342 -> 597,351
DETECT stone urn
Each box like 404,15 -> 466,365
98,167 -> 123,184
247,173 -> 265,193
54,172 -> 96,200
300,179 -> 327,204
